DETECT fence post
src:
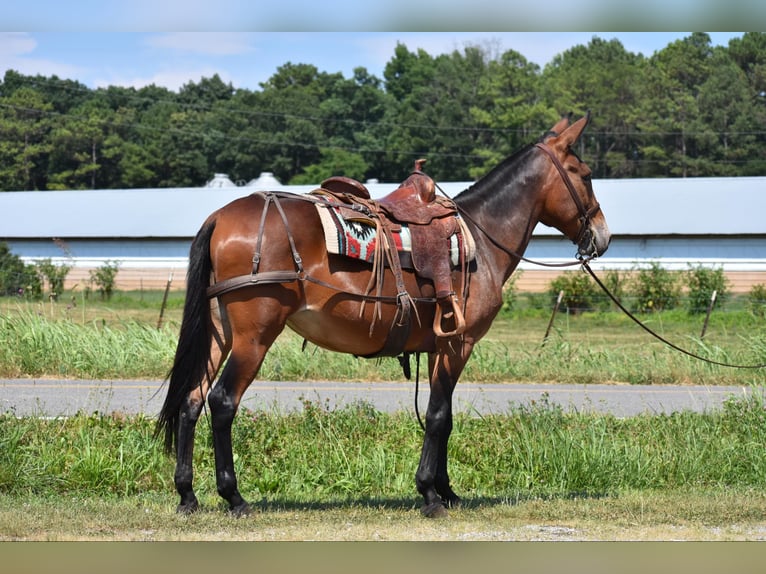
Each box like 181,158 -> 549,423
700,289 -> 717,339
542,290 -> 564,346
157,271 -> 174,330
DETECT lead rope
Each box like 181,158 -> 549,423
583,261 -> 766,369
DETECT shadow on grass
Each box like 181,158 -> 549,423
199,491 -> 615,515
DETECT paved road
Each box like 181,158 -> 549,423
0,378 -> 757,418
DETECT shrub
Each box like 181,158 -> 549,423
500,270 -> 522,314
593,269 -> 627,311
685,264 -> 730,314
0,242 -> 42,298
548,270 -> 599,313
630,261 -> 680,313
748,284 -> 766,318
89,260 -> 121,301
34,258 -> 71,301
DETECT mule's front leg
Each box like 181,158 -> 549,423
416,391 -> 456,518
207,379 -> 250,516
416,345 -> 472,517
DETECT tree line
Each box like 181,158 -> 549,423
1,32 -> 764,192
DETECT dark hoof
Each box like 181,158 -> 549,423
176,499 -> 199,515
229,501 -> 252,518
421,502 -> 449,519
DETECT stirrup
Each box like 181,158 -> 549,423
433,296 -> 466,337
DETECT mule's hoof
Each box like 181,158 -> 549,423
229,501 -> 252,518
421,502 -> 449,519
176,499 -> 199,515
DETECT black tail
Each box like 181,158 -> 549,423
155,217 -> 217,454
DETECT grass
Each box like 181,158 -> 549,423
3,395 -> 766,540
1,291 -> 765,384
2,290 -> 766,541
3,395 -> 766,504
4,489 -> 766,541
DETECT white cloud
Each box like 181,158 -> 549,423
0,32 -> 37,57
143,33 -> 254,56
0,32 -> 85,80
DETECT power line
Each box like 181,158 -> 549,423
6,74 -> 766,139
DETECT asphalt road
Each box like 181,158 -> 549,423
0,378 -> 756,418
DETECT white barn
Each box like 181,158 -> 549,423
1,176 -> 764,293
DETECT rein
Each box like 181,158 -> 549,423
582,261 -> 766,370
438,145 -> 766,370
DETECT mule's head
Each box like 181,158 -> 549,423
537,113 -> 611,259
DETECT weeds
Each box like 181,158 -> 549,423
2,394 -> 766,502
1,295 -> 764,384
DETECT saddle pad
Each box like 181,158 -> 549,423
315,203 -> 473,267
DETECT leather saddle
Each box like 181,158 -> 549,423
319,160 -> 466,337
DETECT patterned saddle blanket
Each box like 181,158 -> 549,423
314,199 -> 474,269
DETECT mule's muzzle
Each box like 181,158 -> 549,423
577,221 -> 611,260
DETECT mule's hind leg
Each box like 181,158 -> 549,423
174,298 -> 231,514
174,384 -> 206,513
207,299 -> 288,516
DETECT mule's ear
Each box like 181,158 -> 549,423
549,112 -> 572,136
554,111 -> 591,149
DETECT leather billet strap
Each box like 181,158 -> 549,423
206,270 -> 301,299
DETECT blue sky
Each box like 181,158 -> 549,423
0,32 -> 747,92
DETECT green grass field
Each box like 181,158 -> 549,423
1,290 -> 766,540
1,290 -> 765,385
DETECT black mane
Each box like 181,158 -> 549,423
453,143 -> 539,214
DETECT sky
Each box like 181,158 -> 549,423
0,31 -> 748,93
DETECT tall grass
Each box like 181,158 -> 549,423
1,296 -> 764,384
0,310 -> 176,379
2,394 -> 766,503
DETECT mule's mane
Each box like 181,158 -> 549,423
453,142 -> 539,213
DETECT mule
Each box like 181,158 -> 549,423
156,112 -> 611,518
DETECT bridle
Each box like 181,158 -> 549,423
442,141 -> 602,268
534,142 -> 602,260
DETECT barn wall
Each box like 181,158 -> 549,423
60,262 -> 766,294
9,235 -> 766,294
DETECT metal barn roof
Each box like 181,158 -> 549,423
1,176 -> 763,239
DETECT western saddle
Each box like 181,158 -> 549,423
319,159 -> 467,339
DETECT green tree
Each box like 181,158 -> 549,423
696,48 -> 757,176
470,48 -> 552,179
637,33 -> 715,177
0,83 -> 53,190
382,43 -> 498,181
47,98 -> 113,190
250,63 -> 332,181
34,258 -> 71,301
89,260 -> 120,301
548,271 -> 600,314
290,148 -> 368,184
727,32 -> 766,175
542,36 -> 646,178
